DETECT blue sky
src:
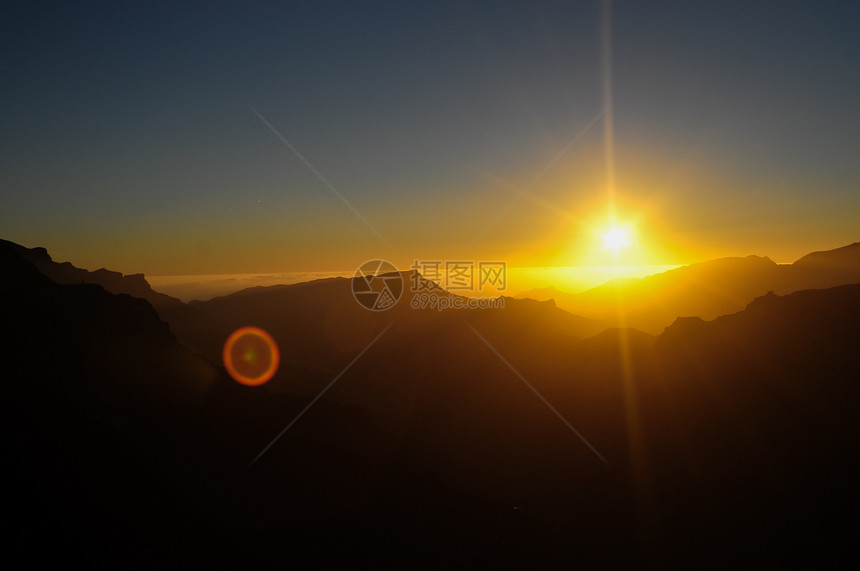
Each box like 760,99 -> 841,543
2,1 -> 858,275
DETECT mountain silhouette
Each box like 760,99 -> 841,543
0,242 -> 222,565
647,284 -> 860,563
163,271 -> 605,400
788,242 -> 860,290
0,238 -> 184,309
2,237 -> 858,567
516,242 -> 860,333
0,238 -> 233,359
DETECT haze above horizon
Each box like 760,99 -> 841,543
146,264 -> 680,302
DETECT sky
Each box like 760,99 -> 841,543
2,0 -> 858,278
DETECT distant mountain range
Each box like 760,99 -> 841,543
516,242 -> 860,333
10,235 -> 858,340
2,237 -> 858,567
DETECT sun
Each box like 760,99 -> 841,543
570,211 -> 649,267
602,226 -> 632,252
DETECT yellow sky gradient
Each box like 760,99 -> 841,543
9,136 -> 857,282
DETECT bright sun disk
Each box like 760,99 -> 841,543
603,226 -> 631,252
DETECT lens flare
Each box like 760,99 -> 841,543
223,326 -> 280,386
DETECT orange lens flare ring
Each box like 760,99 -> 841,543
222,326 -> 280,386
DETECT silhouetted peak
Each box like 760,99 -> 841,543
0,244 -> 54,292
792,242 -> 860,267
29,246 -> 51,260
92,267 -> 122,279
0,238 -> 52,262
206,276 -> 350,302
748,289 -> 778,304
1,241 -> 216,403
683,254 -> 776,273
125,273 -> 151,288
0,238 -> 182,308
662,315 -> 706,336
91,268 -> 125,287
660,283 -> 860,341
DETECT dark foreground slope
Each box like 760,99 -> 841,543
646,285 -> 860,565
0,245 -> 218,564
0,245 -> 640,567
2,240 -> 858,567
0,237 -> 226,358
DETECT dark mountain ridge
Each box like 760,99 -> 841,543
0,237 -> 183,309
516,242 -> 860,333
3,237 -> 858,566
